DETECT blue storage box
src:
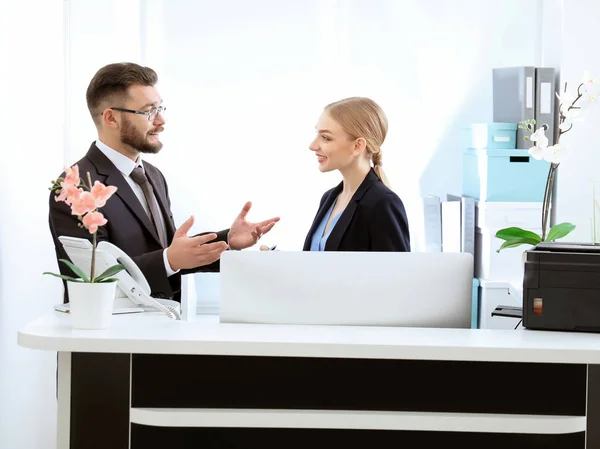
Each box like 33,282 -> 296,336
463,148 -> 549,202
471,278 -> 480,329
469,123 -> 517,149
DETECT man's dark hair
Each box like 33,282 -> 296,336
86,62 -> 158,124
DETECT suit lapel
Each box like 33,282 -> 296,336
302,184 -> 342,250
325,169 -> 380,251
86,144 -> 162,246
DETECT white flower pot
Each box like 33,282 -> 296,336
67,281 -> 116,329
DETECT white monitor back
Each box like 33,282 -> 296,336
219,251 -> 473,328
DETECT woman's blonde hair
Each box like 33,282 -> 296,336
324,96 -> 390,187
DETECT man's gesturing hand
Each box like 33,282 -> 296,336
227,201 -> 280,250
167,216 -> 229,271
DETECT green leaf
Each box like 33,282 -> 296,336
42,272 -> 84,282
495,227 -> 542,243
98,277 -> 119,283
496,238 -> 537,253
94,264 -> 126,282
545,222 -> 576,242
58,259 -> 90,282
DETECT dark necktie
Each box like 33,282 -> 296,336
130,166 -> 168,248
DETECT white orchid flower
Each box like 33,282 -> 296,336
583,70 -> 597,86
556,91 -> 576,114
530,143 -> 562,164
528,126 -> 549,160
559,108 -> 581,131
582,70 -> 599,103
543,144 -> 563,164
529,145 -> 546,160
530,127 -> 548,147
584,88 -> 598,103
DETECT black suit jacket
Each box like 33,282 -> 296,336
49,143 -> 228,302
303,169 -> 410,252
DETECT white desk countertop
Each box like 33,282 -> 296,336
17,312 -> 600,363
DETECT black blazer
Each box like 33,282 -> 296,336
48,143 -> 228,302
303,169 -> 410,252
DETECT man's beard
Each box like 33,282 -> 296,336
120,116 -> 163,154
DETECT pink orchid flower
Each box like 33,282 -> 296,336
63,165 -> 80,187
82,211 -> 108,234
70,191 -> 97,216
55,183 -> 82,205
90,181 -> 117,208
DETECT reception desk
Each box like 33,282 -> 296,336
17,312 -> 600,449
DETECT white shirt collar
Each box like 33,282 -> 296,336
95,139 -> 143,177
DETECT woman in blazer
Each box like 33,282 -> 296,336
302,97 -> 410,252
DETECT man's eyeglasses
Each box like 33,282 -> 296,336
110,105 -> 166,122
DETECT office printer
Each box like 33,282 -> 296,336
523,241 -> 600,332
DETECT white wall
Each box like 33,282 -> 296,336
0,1 -> 547,448
123,0 -> 544,252
553,0 -> 600,241
0,2 -> 64,448
0,2 -> 143,449
64,0 -> 143,166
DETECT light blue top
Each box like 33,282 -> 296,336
309,201 -> 343,251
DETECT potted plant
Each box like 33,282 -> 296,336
495,71 -> 598,252
44,165 -> 125,329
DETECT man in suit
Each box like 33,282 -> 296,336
49,62 -> 279,302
